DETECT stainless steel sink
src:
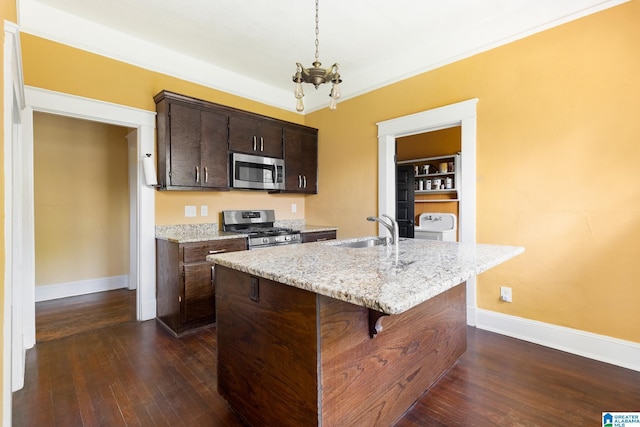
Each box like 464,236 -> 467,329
333,237 -> 389,248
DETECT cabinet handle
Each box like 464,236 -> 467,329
260,137 -> 264,152
208,249 -> 227,254
211,265 -> 215,287
204,166 -> 208,183
195,166 -> 200,183
298,175 -> 302,188
303,175 -> 307,188
253,136 -> 257,151
250,277 -> 259,302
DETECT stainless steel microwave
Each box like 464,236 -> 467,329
231,152 -> 285,190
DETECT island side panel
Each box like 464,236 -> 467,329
319,283 -> 467,427
215,266 -> 319,427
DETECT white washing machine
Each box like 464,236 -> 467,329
414,213 -> 457,241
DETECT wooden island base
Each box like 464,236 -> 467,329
215,266 -> 467,427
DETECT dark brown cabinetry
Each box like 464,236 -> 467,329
283,127 -> 318,193
156,237 -> 247,336
155,91 -> 229,190
228,113 -> 283,159
300,230 -> 336,243
154,90 -> 319,193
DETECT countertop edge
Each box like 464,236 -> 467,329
209,239 -> 524,315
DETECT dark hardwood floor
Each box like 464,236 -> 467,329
13,290 -> 640,426
35,289 -> 137,342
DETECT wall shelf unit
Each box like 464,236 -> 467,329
397,153 -> 461,201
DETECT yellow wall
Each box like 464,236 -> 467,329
306,1 -> 640,343
21,34 -> 308,225
396,127 -> 461,160
33,113 -> 130,285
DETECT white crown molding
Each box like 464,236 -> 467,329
476,309 -> 640,372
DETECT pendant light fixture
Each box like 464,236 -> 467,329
293,0 -> 342,112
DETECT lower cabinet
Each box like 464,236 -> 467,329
156,237 -> 247,336
300,230 -> 337,243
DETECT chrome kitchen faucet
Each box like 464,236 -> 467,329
366,214 -> 399,246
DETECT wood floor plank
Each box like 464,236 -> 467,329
13,289 -> 640,426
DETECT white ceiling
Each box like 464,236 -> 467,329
18,0 -> 626,113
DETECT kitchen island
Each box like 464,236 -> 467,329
208,238 -> 523,426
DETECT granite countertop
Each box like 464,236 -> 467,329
155,222 -> 338,243
155,224 -> 243,243
207,237 -> 524,315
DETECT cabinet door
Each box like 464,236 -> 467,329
396,165 -> 415,238
257,120 -> 284,158
229,113 -> 283,158
200,109 -> 229,188
183,263 -> 215,324
169,102 -> 202,187
284,128 -> 318,193
228,114 -> 257,155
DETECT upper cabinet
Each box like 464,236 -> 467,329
283,127 -> 318,194
155,91 -> 229,190
154,90 -> 318,193
228,113 -> 283,159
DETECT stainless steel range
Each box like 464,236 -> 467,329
222,209 -> 301,249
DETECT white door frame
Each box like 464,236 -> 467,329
377,98 -> 479,323
23,86 -> 157,328
4,20 -> 27,423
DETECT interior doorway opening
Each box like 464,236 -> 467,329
33,113 -> 133,300
10,87 -> 158,393
376,98 -> 478,324
32,113 -> 135,341
396,126 -> 462,240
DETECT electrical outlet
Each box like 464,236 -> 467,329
500,286 -> 512,303
185,205 -> 197,217
291,203 -> 297,213
200,205 -> 208,217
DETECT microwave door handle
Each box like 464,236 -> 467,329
272,164 -> 277,184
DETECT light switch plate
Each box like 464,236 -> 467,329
185,205 -> 197,217
200,205 -> 208,216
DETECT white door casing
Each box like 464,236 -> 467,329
4,21 -> 27,425
23,86 -> 157,327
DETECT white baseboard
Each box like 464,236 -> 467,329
35,275 -> 129,302
476,309 -> 640,373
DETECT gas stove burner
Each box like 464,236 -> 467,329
221,210 -> 301,249
242,226 -> 294,236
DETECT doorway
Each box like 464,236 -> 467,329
32,113 -> 135,340
396,126 -> 462,239
10,87 -> 157,391
376,98 -> 478,323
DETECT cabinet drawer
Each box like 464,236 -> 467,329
301,230 -> 337,243
182,238 -> 247,263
